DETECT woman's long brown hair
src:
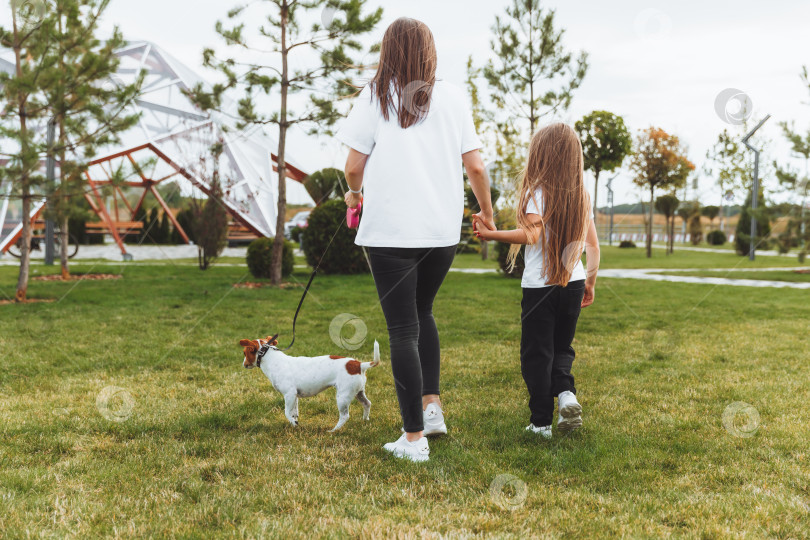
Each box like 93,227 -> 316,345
369,18 -> 438,129
507,123 -> 591,286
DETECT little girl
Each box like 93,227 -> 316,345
474,123 -> 600,438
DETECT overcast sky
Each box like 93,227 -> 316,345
89,0 -> 810,206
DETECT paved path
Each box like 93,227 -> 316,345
599,268 -> 810,289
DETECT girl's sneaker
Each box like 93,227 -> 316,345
557,391 -> 583,432
383,434 -> 430,462
423,403 -> 448,436
526,423 -> 552,439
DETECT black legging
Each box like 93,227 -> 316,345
367,245 -> 457,433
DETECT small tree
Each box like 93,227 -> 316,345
654,194 -> 679,254
704,130 -> 746,232
576,110 -> 632,216
629,127 -> 694,258
680,201 -> 703,245
702,205 -> 720,227
735,189 -> 771,255
189,0 -> 382,285
1,1 -> 52,302
484,0 -> 588,134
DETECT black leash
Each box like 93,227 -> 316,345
269,215 -> 347,352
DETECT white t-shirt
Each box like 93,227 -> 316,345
337,81 -> 483,247
522,188 -> 594,288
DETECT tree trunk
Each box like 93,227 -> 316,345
13,25 -> 31,303
15,191 -> 31,303
646,187 -> 655,258
719,198 -> 725,233
58,121 -> 70,280
270,1 -> 290,285
60,215 -> 70,280
593,169 -> 600,219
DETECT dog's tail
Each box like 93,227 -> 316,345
361,340 -> 381,373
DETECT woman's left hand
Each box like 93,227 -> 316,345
345,191 -> 362,209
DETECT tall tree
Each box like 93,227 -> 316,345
575,110 -> 632,217
484,0 -> 588,134
704,129 -> 746,232
189,0 -> 382,285
655,193 -> 679,254
0,0 -> 52,302
776,66 -> 810,246
629,127 -> 694,258
43,0 -> 141,280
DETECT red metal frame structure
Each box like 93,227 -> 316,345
1,40 -> 312,259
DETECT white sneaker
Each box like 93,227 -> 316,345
557,391 -> 583,432
423,403 -> 448,436
383,434 -> 430,462
526,424 -> 552,439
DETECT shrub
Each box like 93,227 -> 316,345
706,230 -> 727,246
290,225 -> 305,244
301,198 -> 368,274
799,250 -> 807,264
735,190 -> 771,255
247,237 -> 294,279
619,240 -> 637,248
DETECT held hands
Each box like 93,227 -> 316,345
344,191 -> 362,209
472,213 -> 497,240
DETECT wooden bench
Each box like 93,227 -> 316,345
87,221 -> 144,236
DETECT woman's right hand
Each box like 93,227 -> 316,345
345,191 -> 362,209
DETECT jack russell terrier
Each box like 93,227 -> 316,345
240,337 -> 381,432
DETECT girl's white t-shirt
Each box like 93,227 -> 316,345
337,81 -> 483,247
522,188 -> 594,289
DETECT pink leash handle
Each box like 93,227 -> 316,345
347,200 -> 362,229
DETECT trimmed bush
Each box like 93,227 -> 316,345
619,240 -> 637,248
706,230 -> 727,246
799,250 -> 807,264
290,225 -> 305,244
301,198 -> 368,274
246,237 -> 294,279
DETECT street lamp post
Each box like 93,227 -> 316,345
741,114 -> 771,261
606,174 -> 618,246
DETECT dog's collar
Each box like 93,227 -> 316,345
256,343 -> 274,368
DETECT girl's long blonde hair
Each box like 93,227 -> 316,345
507,123 -> 591,286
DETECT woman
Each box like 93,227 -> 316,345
337,17 -> 494,462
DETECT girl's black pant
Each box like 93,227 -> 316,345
367,245 -> 457,433
520,280 -> 585,427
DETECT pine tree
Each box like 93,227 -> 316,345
735,189 -> 771,256
484,0 -> 588,134
42,0 -> 141,279
1,2 -> 50,301
188,0 -> 383,285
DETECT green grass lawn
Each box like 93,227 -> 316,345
1,254 -> 809,537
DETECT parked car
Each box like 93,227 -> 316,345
284,210 -> 311,239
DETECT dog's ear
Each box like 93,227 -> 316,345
266,336 -> 278,346
239,339 -> 257,351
